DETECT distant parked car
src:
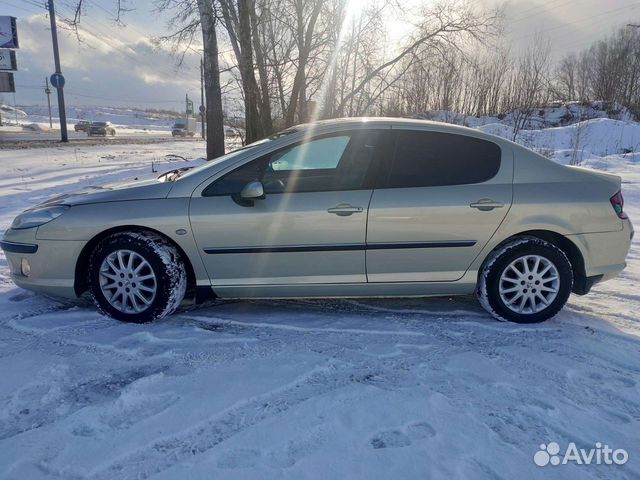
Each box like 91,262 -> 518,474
224,127 -> 238,137
1,118 -> 633,324
88,121 -> 116,136
172,118 -> 197,137
74,120 -> 92,132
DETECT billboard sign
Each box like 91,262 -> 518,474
0,49 -> 16,70
0,72 -> 15,92
0,17 -> 18,49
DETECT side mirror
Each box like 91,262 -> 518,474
240,181 -> 265,200
234,181 -> 265,207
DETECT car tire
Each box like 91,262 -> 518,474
88,231 -> 187,323
477,236 -> 573,323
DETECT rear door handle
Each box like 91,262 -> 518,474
470,199 -> 504,211
328,204 -> 363,216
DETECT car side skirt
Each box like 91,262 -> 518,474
210,270 -> 479,298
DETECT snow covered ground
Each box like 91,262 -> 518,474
0,128 -> 639,479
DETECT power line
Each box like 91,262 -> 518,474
511,1 -> 640,42
84,0 -> 203,75
52,3 -> 198,83
15,84 -> 185,104
64,91 -> 184,103
515,2 -> 640,53
511,0 -> 579,24
510,0 -> 570,18
0,0 -> 44,14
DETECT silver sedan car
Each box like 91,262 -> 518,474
1,118 -> 634,323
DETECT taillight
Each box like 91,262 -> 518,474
610,191 -> 628,219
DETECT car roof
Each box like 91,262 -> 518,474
293,117 -> 514,146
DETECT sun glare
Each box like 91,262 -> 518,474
344,0 -> 368,22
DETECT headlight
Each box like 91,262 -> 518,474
11,205 -> 69,230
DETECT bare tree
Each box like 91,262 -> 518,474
332,1 -> 499,117
509,38 -> 551,140
61,0 -> 227,159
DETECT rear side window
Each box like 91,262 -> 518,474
383,130 -> 501,188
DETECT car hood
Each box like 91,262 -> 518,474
38,176 -> 173,207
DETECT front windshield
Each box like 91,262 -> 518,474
177,129 -> 298,180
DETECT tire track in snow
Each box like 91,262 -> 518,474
90,362 -> 370,480
88,335 -> 450,479
0,365 -> 170,442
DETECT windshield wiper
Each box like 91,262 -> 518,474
158,166 -> 194,182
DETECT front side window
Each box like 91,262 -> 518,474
382,130 -> 501,189
203,131 -> 381,196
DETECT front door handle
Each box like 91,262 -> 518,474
328,203 -> 363,216
470,199 -> 504,211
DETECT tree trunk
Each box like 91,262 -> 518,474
220,0 -> 264,143
284,0 -> 322,126
250,1 -> 273,135
197,0 -> 225,159
238,0 -> 263,142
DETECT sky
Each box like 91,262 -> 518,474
2,0 -> 640,111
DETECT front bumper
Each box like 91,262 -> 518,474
1,228 -> 85,299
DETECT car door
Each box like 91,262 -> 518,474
189,128 -> 388,286
366,128 -> 513,282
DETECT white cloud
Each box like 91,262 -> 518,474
10,0 -> 640,108
12,12 -> 203,109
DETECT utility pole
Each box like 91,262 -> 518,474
44,77 -> 52,128
200,57 -> 205,139
47,0 -> 68,142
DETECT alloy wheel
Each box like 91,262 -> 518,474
498,254 -> 560,314
98,249 -> 157,314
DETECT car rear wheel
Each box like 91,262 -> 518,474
477,237 -> 573,323
88,231 -> 187,323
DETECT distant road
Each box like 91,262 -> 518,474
0,129 -> 204,149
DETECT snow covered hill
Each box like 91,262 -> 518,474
0,122 -> 638,479
20,104 -> 177,127
415,101 -> 635,130
1,105 -> 188,134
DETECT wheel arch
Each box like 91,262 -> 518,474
483,229 -> 587,294
74,225 -> 197,298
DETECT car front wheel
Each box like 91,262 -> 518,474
89,231 -> 187,323
477,237 -> 573,323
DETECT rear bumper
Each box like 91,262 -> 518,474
1,229 -> 84,299
567,218 -> 633,288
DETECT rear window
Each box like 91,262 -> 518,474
383,130 -> 501,188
